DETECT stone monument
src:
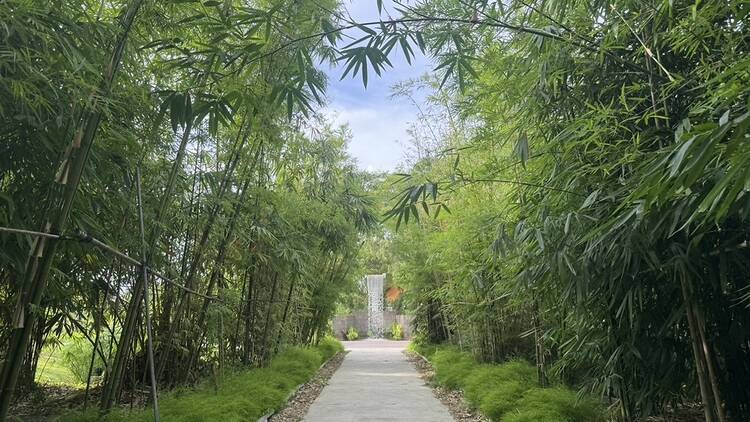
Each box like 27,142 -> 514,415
365,274 -> 385,338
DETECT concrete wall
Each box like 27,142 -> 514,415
384,312 -> 414,339
332,311 -> 414,340
332,312 -> 368,339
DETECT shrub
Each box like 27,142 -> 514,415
317,335 -> 345,360
423,344 -> 606,422
390,322 -> 403,340
345,326 -> 359,340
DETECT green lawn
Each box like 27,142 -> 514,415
35,337 -> 84,387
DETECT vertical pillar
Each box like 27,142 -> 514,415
366,274 -> 385,338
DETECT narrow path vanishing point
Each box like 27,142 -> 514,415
304,340 -> 454,422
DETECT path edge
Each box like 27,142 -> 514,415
257,351 -> 344,422
404,349 -> 487,422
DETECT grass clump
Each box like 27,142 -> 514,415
462,360 -> 536,405
431,348 -> 475,389
479,381 -> 532,420
416,343 -> 605,422
408,341 -> 439,360
502,387 -> 603,422
315,335 -> 345,361
461,361 -> 537,419
58,337 -> 343,422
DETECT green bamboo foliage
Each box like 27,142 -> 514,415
0,1 -> 145,418
2,0 -> 749,421
1,0 -> 373,419
379,0 -> 750,420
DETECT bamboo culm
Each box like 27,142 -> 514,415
0,1 -> 145,418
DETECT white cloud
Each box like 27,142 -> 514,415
318,0 -> 435,172
325,102 -> 413,171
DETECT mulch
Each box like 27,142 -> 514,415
404,351 -> 487,422
269,351 -> 348,422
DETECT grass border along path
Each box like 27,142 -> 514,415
60,338 -> 344,422
411,343 -> 606,422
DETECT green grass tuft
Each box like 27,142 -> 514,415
479,381 -> 530,420
461,360 -> 537,420
408,341 -> 439,360
462,360 -> 536,406
317,335 -> 345,360
431,348 -> 475,389
57,337 -> 343,422
503,387 -> 604,422
414,342 -> 606,422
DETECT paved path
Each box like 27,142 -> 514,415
304,339 -> 454,422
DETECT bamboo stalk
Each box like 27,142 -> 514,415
184,173 -> 253,379
0,227 -> 65,239
83,291 -> 103,411
260,272 -> 280,364
103,103 -> 209,409
232,268 -> 250,358
695,307 -> 726,422
275,278 -> 298,355
156,117 -> 252,378
243,267 -> 257,364
0,2 -> 144,418
136,167 -> 160,421
680,273 -> 717,422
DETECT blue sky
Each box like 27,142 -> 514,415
321,0 -> 433,172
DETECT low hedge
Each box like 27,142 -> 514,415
411,343 -> 605,422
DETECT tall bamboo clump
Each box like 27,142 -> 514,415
375,0 -> 750,420
0,1 -> 145,418
0,0 -> 374,419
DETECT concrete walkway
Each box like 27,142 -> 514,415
304,339 -> 454,422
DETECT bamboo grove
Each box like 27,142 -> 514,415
376,1 -> 750,422
2,0 -> 750,421
0,0 -> 378,418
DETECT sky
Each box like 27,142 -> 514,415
321,0 -> 433,172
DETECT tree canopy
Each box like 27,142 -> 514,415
2,0 -> 750,421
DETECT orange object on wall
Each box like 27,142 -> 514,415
385,286 -> 403,303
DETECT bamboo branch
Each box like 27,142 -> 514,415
0,226 -> 221,302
